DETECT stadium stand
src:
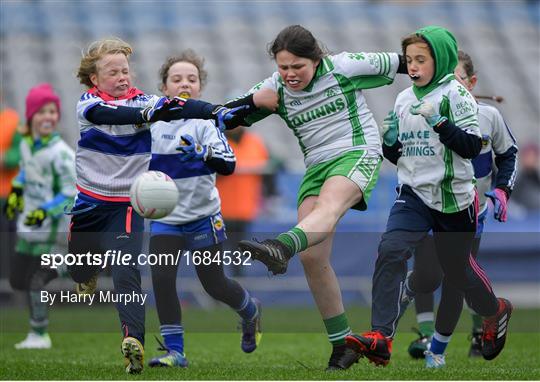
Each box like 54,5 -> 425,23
1,1 -> 538,156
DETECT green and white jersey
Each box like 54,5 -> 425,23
246,52 -> 400,168
394,79 -> 481,213
16,135 -> 76,245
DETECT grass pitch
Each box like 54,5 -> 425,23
1,306 -> 539,380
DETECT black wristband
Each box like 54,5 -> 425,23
224,93 -> 255,109
397,54 -> 408,74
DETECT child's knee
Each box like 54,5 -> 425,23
378,237 -> 411,263
9,272 -> 28,291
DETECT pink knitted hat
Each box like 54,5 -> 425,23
25,83 -> 61,122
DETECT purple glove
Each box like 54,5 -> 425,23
212,105 -> 249,132
484,188 -> 508,222
176,135 -> 209,162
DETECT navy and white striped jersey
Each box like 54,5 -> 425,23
473,102 -> 518,212
76,90 -> 160,200
149,119 -> 235,225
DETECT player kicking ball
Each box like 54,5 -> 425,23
231,24 -> 409,370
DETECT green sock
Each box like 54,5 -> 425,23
471,313 -> 483,333
419,320 -> 435,337
323,313 -> 351,346
32,325 -> 47,335
277,227 -> 308,254
29,290 -> 48,335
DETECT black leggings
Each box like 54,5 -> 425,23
10,253 -> 58,330
372,185 -> 498,337
412,236 -> 482,335
9,253 -> 58,292
149,235 -> 246,325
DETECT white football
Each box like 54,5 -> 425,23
130,171 -> 179,219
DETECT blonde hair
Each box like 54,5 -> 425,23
77,37 -> 133,88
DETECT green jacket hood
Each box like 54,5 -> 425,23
413,25 -> 458,99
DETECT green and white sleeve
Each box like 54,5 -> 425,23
448,84 -> 480,135
332,51 -> 400,89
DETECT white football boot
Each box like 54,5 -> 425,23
15,332 -> 52,349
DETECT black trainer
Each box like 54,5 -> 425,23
345,331 -> 392,366
238,239 -> 292,275
468,331 -> 483,357
407,328 -> 431,359
326,343 -> 361,371
481,298 -> 513,360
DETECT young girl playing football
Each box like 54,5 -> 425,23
228,24 -> 409,370
7,83 -> 76,350
406,49 -> 518,364
345,26 -> 512,369
146,50 -> 262,368
69,37 -> 246,374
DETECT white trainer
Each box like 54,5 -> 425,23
14,332 -> 52,349
425,350 -> 446,368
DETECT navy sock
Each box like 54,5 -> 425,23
430,331 -> 451,355
161,324 -> 184,354
236,291 -> 257,321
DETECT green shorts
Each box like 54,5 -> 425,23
297,150 -> 382,211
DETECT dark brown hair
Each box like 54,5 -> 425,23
458,50 -> 475,77
267,25 -> 326,61
158,49 -> 208,91
401,34 -> 429,56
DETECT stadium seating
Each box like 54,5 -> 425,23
1,1 -> 538,157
